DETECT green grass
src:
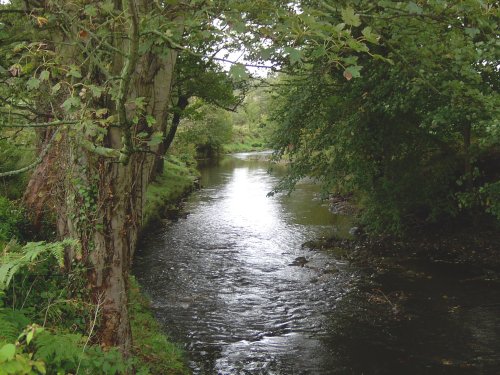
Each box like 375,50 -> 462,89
129,276 -> 189,375
143,156 -> 199,229
223,125 -> 269,153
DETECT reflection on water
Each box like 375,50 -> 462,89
134,152 -> 500,374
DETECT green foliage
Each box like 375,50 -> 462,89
0,240 -> 78,290
129,276 -> 189,375
0,138 -> 33,199
177,103 -> 233,157
144,156 -> 199,229
270,1 -> 499,234
0,309 -> 29,342
33,331 -> 84,372
0,197 -> 22,246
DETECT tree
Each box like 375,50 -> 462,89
0,0 -> 382,352
269,0 -> 499,233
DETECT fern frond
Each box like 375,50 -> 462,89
0,308 -> 30,342
0,239 -> 80,290
33,331 -> 84,369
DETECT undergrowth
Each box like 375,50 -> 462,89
0,157 -> 197,374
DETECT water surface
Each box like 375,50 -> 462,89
134,152 -> 500,374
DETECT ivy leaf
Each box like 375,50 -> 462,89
341,7 -> 361,27
27,77 -> 40,90
407,1 -> 423,14
39,70 -> 50,81
229,64 -> 249,81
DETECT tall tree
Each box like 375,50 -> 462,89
0,0 -> 379,351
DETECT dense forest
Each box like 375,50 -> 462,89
0,0 -> 498,373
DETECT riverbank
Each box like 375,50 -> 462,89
133,155 -> 200,374
304,226 -> 500,272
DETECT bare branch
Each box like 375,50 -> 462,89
1,120 -> 78,128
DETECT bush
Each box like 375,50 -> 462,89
0,196 -> 22,245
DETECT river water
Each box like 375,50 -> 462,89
134,152 -> 500,374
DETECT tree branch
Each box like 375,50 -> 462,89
116,0 -> 140,162
0,129 -> 60,178
1,120 -> 78,128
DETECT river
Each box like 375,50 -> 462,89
134,152 -> 500,374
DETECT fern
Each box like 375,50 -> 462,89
0,308 -> 30,342
0,239 -> 80,290
33,331 -> 84,371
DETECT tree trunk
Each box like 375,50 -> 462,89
23,0 -> 180,353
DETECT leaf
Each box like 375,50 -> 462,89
51,82 -> 61,94
36,17 -> 48,27
133,97 -> 146,110
84,4 -> 98,17
100,1 -> 114,13
344,65 -> 362,80
61,97 -> 81,112
465,27 -> 480,38
0,343 -> 16,362
27,330 -> 34,345
39,70 -> 50,81
362,27 -> 379,44
66,66 -> 82,79
146,115 -> 156,127
147,132 -> 164,147
341,7 -> 361,27
229,64 -> 249,81
231,21 -> 246,33
347,39 -> 369,52
284,47 -> 303,64
27,77 -> 40,90
89,85 -> 103,98
407,1 -> 423,14
95,108 -> 108,118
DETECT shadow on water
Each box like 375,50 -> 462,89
134,152 -> 500,374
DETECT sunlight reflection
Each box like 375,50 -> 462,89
222,167 -> 280,234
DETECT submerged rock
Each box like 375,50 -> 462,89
289,256 -> 309,267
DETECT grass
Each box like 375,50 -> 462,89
223,125 -> 268,153
143,155 -> 199,229
129,276 -> 189,375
